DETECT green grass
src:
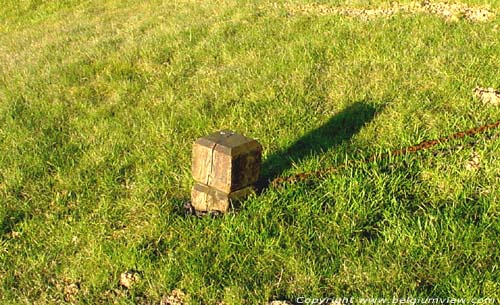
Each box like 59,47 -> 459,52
1,0 -> 500,304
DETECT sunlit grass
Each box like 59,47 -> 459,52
1,0 -> 500,304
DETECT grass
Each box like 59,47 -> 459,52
1,0 -> 500,304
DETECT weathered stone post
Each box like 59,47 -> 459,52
191,130 -> 262,213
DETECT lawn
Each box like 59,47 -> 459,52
1,0 -> 499,304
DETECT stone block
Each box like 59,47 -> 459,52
192,130 -> 262,193
191,183 -> 255,213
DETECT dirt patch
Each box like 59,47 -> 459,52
119,270 -> 141,289
64,283 -> 80,303
160,289 -> 188,305
282,1 -> 495,22
55,279 -> 83,304
474,87 -> 500,105
465,151 -> 480,171
420,0 -> 494,22
9,231 -> 20,239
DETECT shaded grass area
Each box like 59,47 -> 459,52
1,0 -> 500,304
261,101 -> 381,186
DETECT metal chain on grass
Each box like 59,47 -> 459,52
270,119 -> 500,188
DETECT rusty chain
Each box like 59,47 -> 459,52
271,119 -> 500,187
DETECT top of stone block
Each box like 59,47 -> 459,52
195,130 -> 262,156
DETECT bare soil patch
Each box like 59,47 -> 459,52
474,87 -> 500,105
282,1 -> 495,22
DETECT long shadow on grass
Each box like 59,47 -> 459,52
256,101 -> 380,191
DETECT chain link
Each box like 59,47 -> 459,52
271,119 -> 500,187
